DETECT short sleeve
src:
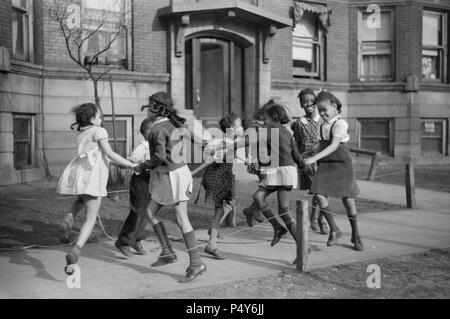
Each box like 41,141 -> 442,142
93,127 -> 109,142
332,119 -> 348,138
128,143 -> 147,163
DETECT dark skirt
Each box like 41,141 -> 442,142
201,163 -> 234,207
310,142 -> 360,198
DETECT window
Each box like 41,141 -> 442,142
12,0 -> 32,61
422,10 -> 448,82
13,114 -> 35,169
293,11 -> 324,79
358,9 -> 394,81
82,0 -> 128,68
421,119 -> 447,155
358,118 -> 394,155
103,116 -> 133,158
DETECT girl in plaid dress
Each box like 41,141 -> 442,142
291,88 -> 329,235
201,113 -> 243,260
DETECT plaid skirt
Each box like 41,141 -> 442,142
201,163 -> 234,207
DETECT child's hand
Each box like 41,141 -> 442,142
304,157 -> 316,165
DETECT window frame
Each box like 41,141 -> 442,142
357,7 -> 396,82
420,118 -> 448,155
422,9 -> 448,83
292,12 -> 325,80
11,0 -> 34,62
80,0 -> 132,69
13,113 -> 35,170
102,115 -> 133,158
357,118 -> 394,156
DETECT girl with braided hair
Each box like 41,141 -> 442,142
135,91 -> 207,282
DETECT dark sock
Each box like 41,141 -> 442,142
153,222 -> 173,256
260,205 -> 284,231
321,206 -> 339,232
348,215 -> 359,238
279,207 -> 297,241
183,231 -> 203,268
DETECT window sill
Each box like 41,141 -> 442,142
9,60 -> 170,83
420,81 -> 450,91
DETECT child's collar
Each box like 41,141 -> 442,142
300,113 -> 321,124
150,118 -> 169,128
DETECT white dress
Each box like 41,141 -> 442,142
57,126 -> 110,197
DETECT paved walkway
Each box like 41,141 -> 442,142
1,179 -> 449,298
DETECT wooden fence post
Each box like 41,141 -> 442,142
296,200 -> 309,272
405,162 -> 417,209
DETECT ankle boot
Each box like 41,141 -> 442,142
259,206 -> 287,246
152,222 -> 177,267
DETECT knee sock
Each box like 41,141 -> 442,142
183,231 -> 203,268
153,222 -> 174,256
208,220 -> 220,249
321,206 -> 339,232
279,207 -> 297,241
348,215 -> 359,238
260,205 -> 284,231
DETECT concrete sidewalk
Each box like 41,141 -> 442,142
1,180 -> 449,298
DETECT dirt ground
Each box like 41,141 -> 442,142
0,177 -> 403,248
155,248 -> 450,299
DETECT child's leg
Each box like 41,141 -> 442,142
65,195 -> 101,271
314,196 -> 329,235
315,194 -> 342,246
144,199 -> 177,266
208,206 -> 224,250
253,187 -> 287,246
309,196 -> 320,231
342,197 -> 364,251
277,189 -> 296,241
59,196 -> 84,243
173,201 -> 206,281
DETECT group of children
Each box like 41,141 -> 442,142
56,88 -> 363,283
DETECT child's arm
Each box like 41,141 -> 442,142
136,129 -> 166,172
304,135 -> 342,165
99,140 -> 137,168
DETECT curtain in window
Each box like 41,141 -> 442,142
293,1 -> 331,32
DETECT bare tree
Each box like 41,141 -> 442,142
49,0 -> 132,188
48,0 -> 130,111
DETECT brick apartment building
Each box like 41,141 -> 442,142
0,0 -> 449,185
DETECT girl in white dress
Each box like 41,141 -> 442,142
57,103 -> 137,274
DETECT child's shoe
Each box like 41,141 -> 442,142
271,227 -> 288,247
115,240 -> 133,257
204,245 -> 226,260
351,235 -> 364,251
151,251 -> 177,267
131,240 -> 147,255
327,230 -> 343,246
64,246 -> 81,275
184,263 -> 207,282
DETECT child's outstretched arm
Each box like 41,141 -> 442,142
99,140 -> 137,168
304,135 -> 342,165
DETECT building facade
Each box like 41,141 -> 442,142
0,0 -> 449,185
